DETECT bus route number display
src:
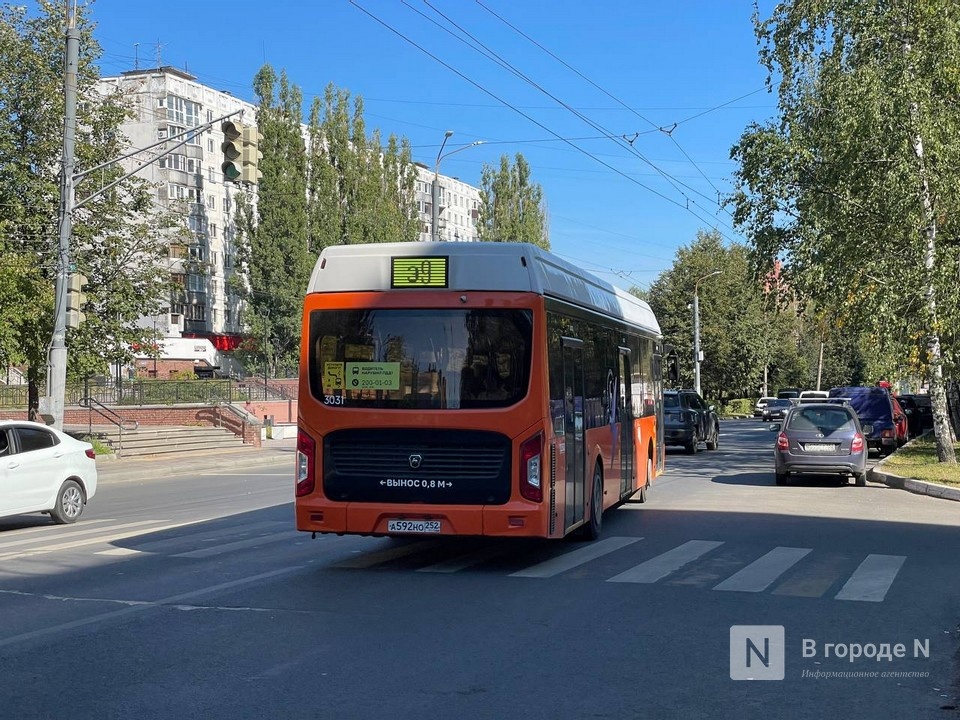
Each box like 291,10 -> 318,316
391,256 -> 448,288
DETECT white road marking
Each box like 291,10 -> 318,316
0,517 -> 224,561
713,547 -> 812,592
332,540 -> 441,569
416,544 -> 516,573
174,532 -> 299,558
834,554 -> 906,602
0,566 -> 303,648
607,540 -> 724,584
510,536 -> 641,578
0,520 -> 157,550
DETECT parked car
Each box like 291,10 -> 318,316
772,402 -> 868,486
754,397 -> 776,417
828,386 -> 908,456
897,394 -> 933,438
0,421 -> 98,524
663,389 -> 720,454
762,398 -> 794,421
777,388 -> 802,399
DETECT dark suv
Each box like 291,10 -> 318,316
663,389 -> 720,454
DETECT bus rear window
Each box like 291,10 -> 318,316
308,309 -> 533,409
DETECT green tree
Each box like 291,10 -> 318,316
642,231 -> 776,403
730,0 -> 959,461
305,83 -> 418,253
235,66 -> 313,376
0,1 -> 172,411
477,153 -> 549,248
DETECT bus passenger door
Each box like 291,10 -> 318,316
562,338 -> 585,530
618,347 -> 634,496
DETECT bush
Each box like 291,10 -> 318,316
721,398 -> 754,417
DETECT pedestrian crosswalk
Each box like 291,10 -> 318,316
0,519 -> 906,603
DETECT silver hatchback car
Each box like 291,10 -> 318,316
772,403 -> 867,486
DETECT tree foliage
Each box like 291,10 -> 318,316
477,153 -> 549,248
305,83 -> 418,252
729,0 -> 959,459
0,1 -> 172,408
235,73 -> 420,374
233,66 -> 313,375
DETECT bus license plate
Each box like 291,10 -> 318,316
387,519 -> 442,534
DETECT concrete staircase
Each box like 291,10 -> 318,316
66,424 -> 249,458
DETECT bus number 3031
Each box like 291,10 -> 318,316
323,395 -> 345,405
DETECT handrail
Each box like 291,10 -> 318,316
79,396 -> 138,456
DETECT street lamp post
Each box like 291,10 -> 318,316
430,132 -> 484,242
693,270 -> 721,396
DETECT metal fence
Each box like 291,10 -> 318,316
0,378 -> 293,409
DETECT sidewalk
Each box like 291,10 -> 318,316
95,436 -> 297,483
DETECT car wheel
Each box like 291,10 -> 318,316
583,465 -> 603,540
685,437 -> 698,454
775,471 -> 787,486
854,472 -> 867,487
706,424 -> 719,451
51,479 -> 84,524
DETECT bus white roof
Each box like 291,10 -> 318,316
307,241 -> 661,338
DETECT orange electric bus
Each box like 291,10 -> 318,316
295,241 -> 665,540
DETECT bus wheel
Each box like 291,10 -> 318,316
583,465 -> 603,540
636,456 -> 652,503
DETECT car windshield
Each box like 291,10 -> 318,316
787,407 -> 856,433
771,399 -> 792,407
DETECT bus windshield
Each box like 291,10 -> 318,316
308,308 -> 533,409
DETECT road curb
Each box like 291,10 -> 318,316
869,461 -> 960,502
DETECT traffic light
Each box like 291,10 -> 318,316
66,273 -> 88,328
221,120 -> 244,182
241,124 -> 263,185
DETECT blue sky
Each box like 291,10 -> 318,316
88,0 -> 777,292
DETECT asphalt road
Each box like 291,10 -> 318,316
1,419 -> 958,720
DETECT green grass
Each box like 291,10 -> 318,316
883,437 -> 960,487
82,436 -> 114,457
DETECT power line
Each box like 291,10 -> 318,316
364,1 -> 739,241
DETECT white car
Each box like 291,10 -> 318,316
0,420 -> 98,524
754,397 -> 776,417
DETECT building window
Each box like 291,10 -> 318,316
165,95 -> 201,127
210,224 -> 217,238
207,195 -> 216,209
208,138 -> 214,153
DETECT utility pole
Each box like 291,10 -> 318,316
692,270 -> 721,396
43,16 -> 79,430
431,131 -> 453,242
816,341 -> 824,391
41,25 -> 242,429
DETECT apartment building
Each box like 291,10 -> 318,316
414,163 -> 481,242
98,67 -> 483,376
97,67 -> 255,355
